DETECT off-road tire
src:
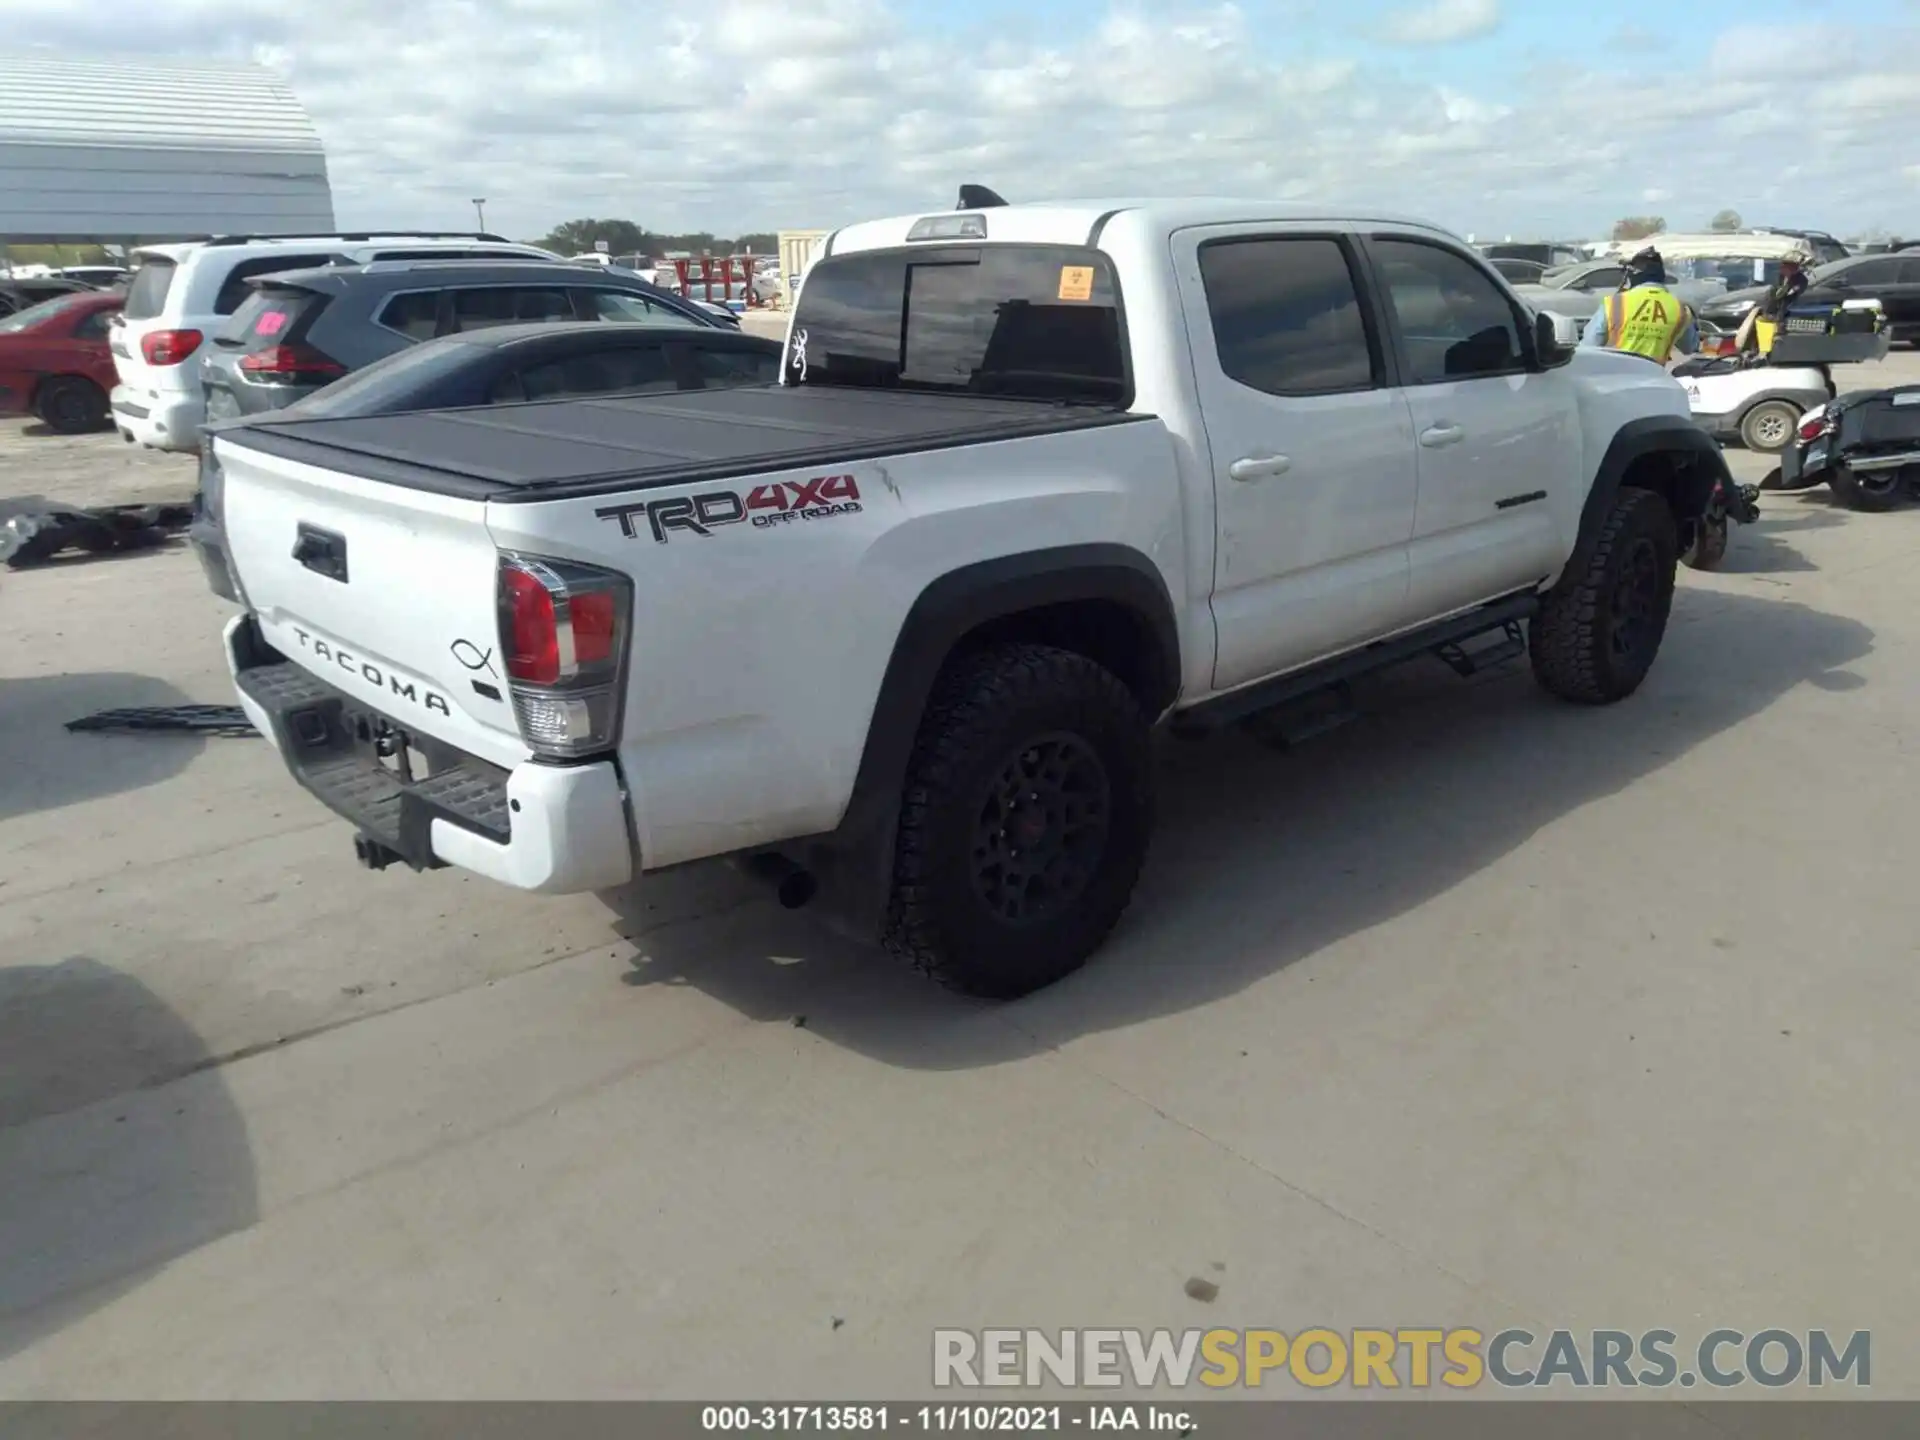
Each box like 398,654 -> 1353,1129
1739,399 -> 1799,454
34,376 -> 108,435
1681,514 -> 1729,571
1828,463 -> 1903,513
1530,487 -> 1678,705
884,643 -> 1153,999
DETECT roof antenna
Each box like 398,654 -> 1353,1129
957,184 -> 1008,210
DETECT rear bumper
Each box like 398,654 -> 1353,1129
224,614 -> 634,893
110,385 -> 202,451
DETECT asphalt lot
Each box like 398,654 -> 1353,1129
3,353 -> 1919,1403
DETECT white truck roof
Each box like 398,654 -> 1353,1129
828,197 -> 1455,254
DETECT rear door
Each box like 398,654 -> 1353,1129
215,436 -> 527,766
1362,234 -> 1577,619
1173,225 -> 1420,689
51,302 -> 120,388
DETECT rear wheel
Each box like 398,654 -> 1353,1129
884,643 -> 1154,999
34,376 -> 108,434
1739,399 -> 1800,453
1828,463 -> 1905,513
1530,487 -> 1678,705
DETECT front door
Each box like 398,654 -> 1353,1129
1174,227 -> 1420,692
1363,235 -> 1579,619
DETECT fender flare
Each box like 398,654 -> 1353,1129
1561,417 -> 1733,588
799,543 -> 1179,932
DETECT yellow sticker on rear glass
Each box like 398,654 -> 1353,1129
1057,265 -> 1095,302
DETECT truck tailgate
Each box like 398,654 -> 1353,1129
216,436 -> 528,769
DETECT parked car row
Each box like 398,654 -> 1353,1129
2,228 -> 780,446
0,290 -> 124,432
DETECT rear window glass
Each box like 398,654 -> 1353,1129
212,254 -> 339,316
221,290 -> 319,347
280,339 -> 478,419
508,344 -> 677,402
122,258 -> 176,320
787,244 -> 1128,404
690,342 -> 782,387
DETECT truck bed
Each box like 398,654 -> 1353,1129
217,386 -> 1152,503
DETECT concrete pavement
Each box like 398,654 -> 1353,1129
3,366 -> 1919,1400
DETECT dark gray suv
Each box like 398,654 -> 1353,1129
199,260 -> 732,428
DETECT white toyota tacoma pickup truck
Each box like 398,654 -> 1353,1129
201,195 -> 1743,998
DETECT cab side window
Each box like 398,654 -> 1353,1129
1197,236 -> 1379,396
1372,239 -> 1526,384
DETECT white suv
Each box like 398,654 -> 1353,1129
110,232 -> 562,452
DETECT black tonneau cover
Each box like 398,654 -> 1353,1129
220,385 -> 1151,503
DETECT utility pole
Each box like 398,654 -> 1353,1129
472,198 -> 488,231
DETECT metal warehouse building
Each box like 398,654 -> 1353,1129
0,50 -> 334,243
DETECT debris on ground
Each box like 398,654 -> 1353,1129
66,705 -> 257,738
1,500 -> 194,569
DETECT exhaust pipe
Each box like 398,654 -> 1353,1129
735,851 -> 817,909
354,833 -> 403,872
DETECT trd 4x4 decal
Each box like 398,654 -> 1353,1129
597,474 -> 862,544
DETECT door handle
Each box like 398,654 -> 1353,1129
1420,424 -> 1465,448
1228,454 -> 1292,482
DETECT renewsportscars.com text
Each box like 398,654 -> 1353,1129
932,1327 -> 1871,1391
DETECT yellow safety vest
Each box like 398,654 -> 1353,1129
1602,285 -> 1690,361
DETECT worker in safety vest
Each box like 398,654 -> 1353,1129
1581,246 -> 1699,362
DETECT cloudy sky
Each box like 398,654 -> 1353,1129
16,0 -> 1920,242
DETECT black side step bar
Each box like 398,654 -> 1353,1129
1172,591 -> 1540,736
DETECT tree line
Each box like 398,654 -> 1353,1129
530,218 -> 780,257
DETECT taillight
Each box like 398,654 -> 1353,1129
1796,412 -> 1832,443
238,343 -> 346,382
141,328 -> 203,366
496,554 -> 631,759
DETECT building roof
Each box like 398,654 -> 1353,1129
0,50 -> 322,153
0,50 -> 333,242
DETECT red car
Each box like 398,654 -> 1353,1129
0,290 -> 122,433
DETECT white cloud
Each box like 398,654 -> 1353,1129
1377,0 -> 1501,46
3,0 -> 1918,242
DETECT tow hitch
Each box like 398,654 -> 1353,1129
354,833 -> 404,871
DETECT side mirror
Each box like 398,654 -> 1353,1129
1535,310 -> 1576,367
